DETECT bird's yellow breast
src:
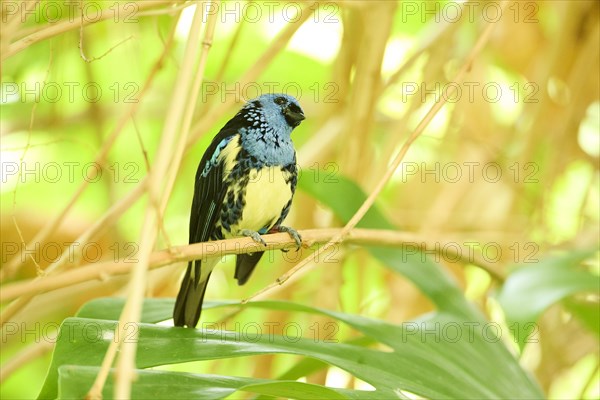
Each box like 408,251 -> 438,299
235,166 -> 293,233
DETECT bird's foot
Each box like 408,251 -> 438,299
272,225 -> 302,251
240,229 -> 267,247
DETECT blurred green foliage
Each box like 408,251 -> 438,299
1,1 -> 599,399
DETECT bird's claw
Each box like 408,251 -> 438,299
276,226 -> 302,251
240,229 -> 267,247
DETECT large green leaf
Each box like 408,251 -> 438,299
58,366 -> 249,400
58,366 -> 366,400
41,296 -> 543,400
41,316 -> 400,399
496,250 -> 599,349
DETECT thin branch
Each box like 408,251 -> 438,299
3,1 -> 175,60
0,0 -> 40,58
243,0 -> 510,303
77,0 -> 133,64
10,47 -> 54,278
79,33 -> 133,64
0,228 -> 506,304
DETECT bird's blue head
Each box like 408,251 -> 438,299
237,94 -> 304,165
243,93 -> 305,132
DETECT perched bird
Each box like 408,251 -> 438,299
173,93 -> 305,328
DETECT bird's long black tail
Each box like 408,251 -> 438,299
173,262 -> 211,328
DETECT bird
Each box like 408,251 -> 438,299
173,93 -> 305,328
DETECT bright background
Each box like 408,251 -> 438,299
1,1 -> 598,399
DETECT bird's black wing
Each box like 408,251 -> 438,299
173,112 -> 247,327
189,112 -> 249,245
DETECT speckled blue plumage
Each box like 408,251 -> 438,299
238,94 -> 298,166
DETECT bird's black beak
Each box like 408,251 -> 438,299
284,107 -> 305,127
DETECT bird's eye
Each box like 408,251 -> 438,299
274,97 -> 287,105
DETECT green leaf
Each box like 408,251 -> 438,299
58,366 -> 245,400
42,317 -> 399,399
41,297 -> 544,400
564,298 -> 600,336
241,381 -> 350,400
277,336 -> 376,381
298,172 -> 394,229
57,366 -> 367,400
76,297 -> 175,323
496,249 -> 599,349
